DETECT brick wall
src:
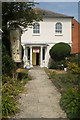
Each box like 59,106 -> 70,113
71,18 -> 80,54
78,23 -> 80,53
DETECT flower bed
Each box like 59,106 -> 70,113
45,68 -> 80,119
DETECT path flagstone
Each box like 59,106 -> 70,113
14,67 -> 66,118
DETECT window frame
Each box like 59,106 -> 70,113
72,24 -> 74,28
33,23 -> 40,35
55,22 -> 62,35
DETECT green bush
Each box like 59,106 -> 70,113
49,60 -> 67,69
60,87 -> 80,119
3,82 -> 19,96
49,42 -> 71,61
58,72 -> 79,85
67,55 -> 80,67
2,44 -> 17,76
18,72 -> 28,81
68,62 -> 80,74
78,54 -> 80,67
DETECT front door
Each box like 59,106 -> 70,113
32,53 -> 36,65
32,48 -> 40,66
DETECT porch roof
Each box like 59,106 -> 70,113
22,42 -> 49,47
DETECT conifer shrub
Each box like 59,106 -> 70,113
49,42 -> 71,61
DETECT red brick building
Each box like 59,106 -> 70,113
71,18 -> 80,54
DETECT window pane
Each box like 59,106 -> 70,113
33,23 -> 40,34
38,30 -> 40,33
55,23 -> 62,34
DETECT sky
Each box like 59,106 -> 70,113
35,2 -> 79,22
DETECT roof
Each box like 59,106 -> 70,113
34,7 -> 74,18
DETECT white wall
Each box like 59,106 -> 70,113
21,17 -> 72,67
21,18 -> 72,45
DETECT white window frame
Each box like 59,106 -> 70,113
55,22 -> 62,35
33,23 -> 40,35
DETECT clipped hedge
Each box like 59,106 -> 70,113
49,42 -> 71,61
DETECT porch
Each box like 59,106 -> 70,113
23,44 -> 48,68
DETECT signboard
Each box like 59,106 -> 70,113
33,49 -> 39,53
10,29 -> 22,62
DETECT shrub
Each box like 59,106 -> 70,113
78,54 -> 80,67
67,55 -> 80,67
60,87 -> 80,119
49,60 -> 67,69
18,72 -> 28,81
68,62 -> 80,74
58,72 -> 79,85
2,44 -> 17,76
3,82 -> 19,96
49,42 -> 71,61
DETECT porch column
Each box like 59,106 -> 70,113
26,47 -> 28,62
45,47 -> 47,67
25,47 -> 28,66
30,46 -> 33,67
23,45 -> 26,68
40,46 -> 43,67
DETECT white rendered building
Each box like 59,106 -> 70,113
21,8 -> 73,68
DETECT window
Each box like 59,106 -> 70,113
55,23 -> 62,34
72,24 -> 74,28
33,23 -> 40,34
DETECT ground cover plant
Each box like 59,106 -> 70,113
45,68 -> 80,119
2,68 -> 31,117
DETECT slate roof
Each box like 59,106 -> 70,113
34,7 -> 74,18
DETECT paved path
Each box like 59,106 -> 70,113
14,67 -> 66,118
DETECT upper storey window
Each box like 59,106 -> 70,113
72,24 -> 74,28
33,23 -> 40,34
55,23 -> 62,34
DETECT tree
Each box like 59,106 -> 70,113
2,2 -> 41,53
2,2 -> 41,76
49,42 -> 71,61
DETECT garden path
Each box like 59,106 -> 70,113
14,67 -> 66,118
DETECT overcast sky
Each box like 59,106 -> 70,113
35,2 -> 79,22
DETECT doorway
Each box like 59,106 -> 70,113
32,48 -> 40,66
36,53 -> 39,65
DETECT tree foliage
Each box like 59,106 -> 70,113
2,2 -> 41,50
2,2 -> 40,29
2,2 -> 40,76
49,42 -> 71,61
